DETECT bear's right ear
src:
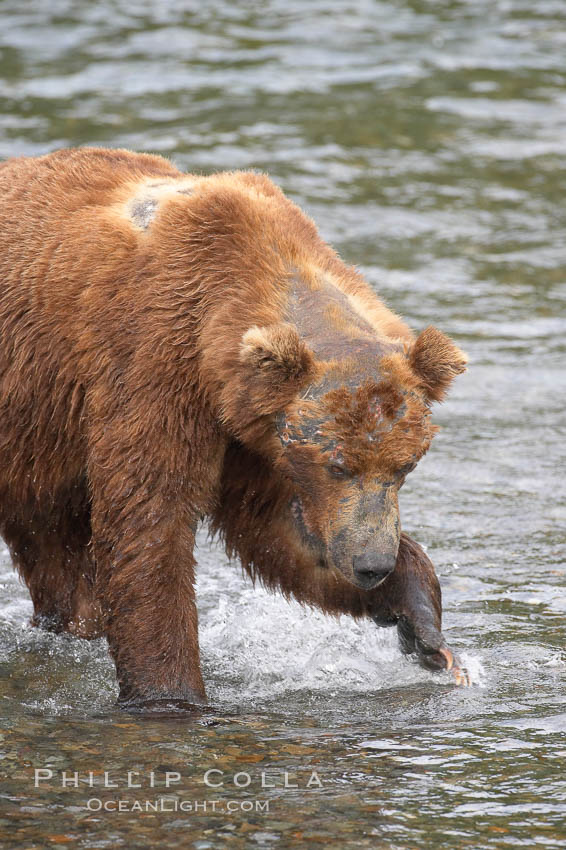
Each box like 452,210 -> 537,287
240,323 -> 317,397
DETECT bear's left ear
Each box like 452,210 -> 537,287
409,326 -> 467,402
240,323 -> 317,392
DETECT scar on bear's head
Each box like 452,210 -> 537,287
317,327 -> 466,473
273,324 -> 466,476
315,380 -> 433,476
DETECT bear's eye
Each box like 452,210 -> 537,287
328,462 -> 349,479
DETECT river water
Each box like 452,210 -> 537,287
0,1 -> 565,848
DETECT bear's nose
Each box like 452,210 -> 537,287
352,552 -> 396,589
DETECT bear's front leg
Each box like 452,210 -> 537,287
92,499 -> 205,707
88,416 -> 221,708
369,534 -> 469,686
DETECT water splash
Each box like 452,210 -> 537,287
1,530 -> 483,717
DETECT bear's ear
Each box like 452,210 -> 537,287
409,326 -> 467,402
240,323 -> 317,390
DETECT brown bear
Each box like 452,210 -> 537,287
0,147 -> 469,708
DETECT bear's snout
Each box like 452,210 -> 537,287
326,484 -> 401,588
352,551 -> 396,589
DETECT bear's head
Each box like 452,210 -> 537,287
236,322 -> 466,591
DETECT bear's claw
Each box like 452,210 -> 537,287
439,646 -> 454,671
416,643 -> 471,687
438,647 -> 471,687
418,645 -> 470,687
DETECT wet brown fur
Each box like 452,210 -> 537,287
212,442 -> 443,641
0,148 -> 466,704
